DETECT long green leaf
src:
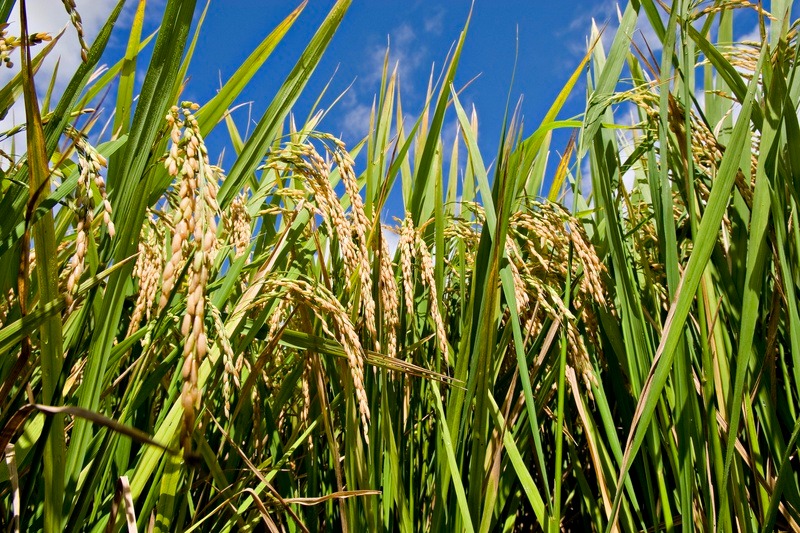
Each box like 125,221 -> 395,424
606,40 -> 765,532
217,0 -> 352,207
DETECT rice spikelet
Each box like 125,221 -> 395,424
160,102 -> 221,453
209,303 -> 238,418
269,144 -> 359,279
60,0 -> 89,61
0,288 -> 14,329
0,24 -> 51,68
415,233 -> 450,366
398,214 -> 416,316
225,192 -> 251,259
330,139 -> 378,348
129,214 -> 163,335
378,226 -> 400,358
260,278 -> 371,445
65,128 -> 114,306
507,202 -> 606,387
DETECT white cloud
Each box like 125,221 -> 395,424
0,1 -> 120,158
565,1 -> 664,59
423,8 -> 446,35
561,1 -> 617,56
383,226 -> 399,255
1,1 -> 118,93
364,23 -> 427,93
339,89 -> 373,142
336,22 -> 431,143
736,23 -> 761,44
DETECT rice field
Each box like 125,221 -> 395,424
1,0 -> 800,531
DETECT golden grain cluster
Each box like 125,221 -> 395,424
3,1 -> 799,530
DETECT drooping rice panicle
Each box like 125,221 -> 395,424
6,2 -> 800,531
329,139 -> 378,348
378,225 -> 400,358
161,102 -> 220,453
225,192 -> 251,259
414,230 -> 449,366
129,214 -> 163,335
64,128 -> 114,306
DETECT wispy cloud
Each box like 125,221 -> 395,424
560,1 -> 617,55
383,227 -> 400,254
0,1 -> 141,156
423,7 -> 446,35
364,23 -> 428,92
737,23 -> 761,43
562,1 -> 664,59
337,21 -> 431,143
0,1 -> 119,93
338,90 -> 373,142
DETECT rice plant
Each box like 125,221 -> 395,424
1,0 -> 799,531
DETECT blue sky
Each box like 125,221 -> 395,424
0,0 -> 620,225
179,0 -> 610,161
175,0 -> 623,220
4,0 -> 775,215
